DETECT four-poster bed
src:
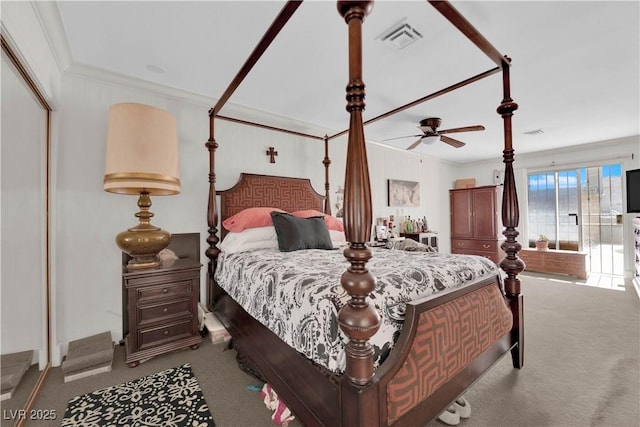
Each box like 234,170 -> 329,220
205,1 -> 524,426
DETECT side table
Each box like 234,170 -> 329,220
122,258 -> 202,367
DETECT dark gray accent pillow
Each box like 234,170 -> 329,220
270,211 -> 333,252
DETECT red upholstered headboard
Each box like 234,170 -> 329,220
216,173 -> 325,237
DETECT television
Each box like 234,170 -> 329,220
627,168 -> 640,213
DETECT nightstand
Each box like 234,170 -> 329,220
122,233 -> 202,367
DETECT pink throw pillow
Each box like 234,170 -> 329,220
223,207 -> 286,232
291,210 -> 344,232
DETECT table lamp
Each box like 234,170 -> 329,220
104,103 -> 180,270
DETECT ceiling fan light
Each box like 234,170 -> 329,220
422,135 -> 439,144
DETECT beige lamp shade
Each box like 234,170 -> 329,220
104,102 -> 180,270
104,103 -> 180,195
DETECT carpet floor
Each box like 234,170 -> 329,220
14,272 -> 640,427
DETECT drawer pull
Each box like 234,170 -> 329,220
163,308 -> 168,313
162,288 -> 168,293
457,242 -> 464,247
164,330 -> 169,336
483,244 -> 490,249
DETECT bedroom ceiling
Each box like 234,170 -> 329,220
54,1 -> 639,163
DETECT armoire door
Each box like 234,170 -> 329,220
450,189 -> 473,238
473,187 -> 500,239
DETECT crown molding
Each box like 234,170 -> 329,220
65,62 -> 216,106
64,62 -> 342,140
62,58 -> 449,165
32,1 -> 72,73
1,2 -> 59,108
464,135 -> 640,170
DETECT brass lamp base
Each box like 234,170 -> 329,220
117,224 -> 171,270
117,191 -> 172,270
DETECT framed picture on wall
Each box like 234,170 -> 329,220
387,179 -> 420,207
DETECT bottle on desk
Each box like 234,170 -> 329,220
406,216 -> 413,233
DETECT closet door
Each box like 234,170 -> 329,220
1,41 -> 51,419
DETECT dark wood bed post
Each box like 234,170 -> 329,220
204,2 -> 301,310
336,0 -> 381,388
497,56 -> 524,369
205,109 -> 220,311
323,135 -> 332,215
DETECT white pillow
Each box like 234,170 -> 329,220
220,226 -> 279,253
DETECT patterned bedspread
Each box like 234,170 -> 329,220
214,247 -> 500,373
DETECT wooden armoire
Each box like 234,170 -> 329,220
450,185 -> 505,263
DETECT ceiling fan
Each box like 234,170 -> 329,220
384,118 -> 485,150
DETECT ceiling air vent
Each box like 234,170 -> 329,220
524,129 -> 544,136
376,19 -> 423,50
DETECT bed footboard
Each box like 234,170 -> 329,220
375,276 -> 514,426
214,273 -> 516,427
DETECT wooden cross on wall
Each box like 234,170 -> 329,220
266,146 -> 278,163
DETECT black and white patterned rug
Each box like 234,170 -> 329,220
61,363 -> 215,426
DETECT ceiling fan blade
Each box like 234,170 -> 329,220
406,138 -> 423,150
440,135 -> 466,148
382,134 -> 423,142
418,125 -> 435,133
439,125 -> 485,134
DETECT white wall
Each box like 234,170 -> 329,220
451,136 -> 640,277
366,144 -> 453,251
50,69 -> 453,365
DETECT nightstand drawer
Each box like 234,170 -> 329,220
136,280 -> 192,303
138,299 -> 192,325
138,319 -> 193,350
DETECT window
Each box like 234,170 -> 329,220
527,164 -> 624,276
